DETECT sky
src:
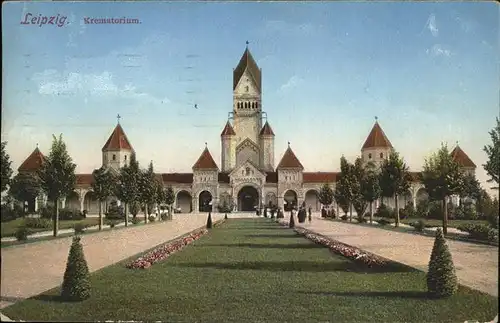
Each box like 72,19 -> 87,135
1,1 -> 499,194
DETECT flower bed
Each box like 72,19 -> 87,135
294,227 -> 389,268
126,229 -> 208,269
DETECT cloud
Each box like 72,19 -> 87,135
31,70 -> 170,104
426,14 -> 439,37
426,44 -> 453,57
279,75 -> 303,92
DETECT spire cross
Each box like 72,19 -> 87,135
117,114 -> 121,124
36,143 -> 38,148
246,40 -> 249,47
205,142 -> 207,148
375,116 -> 378,122
288,141 -> 290,148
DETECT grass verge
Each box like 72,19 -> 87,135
2,218 -> 497,322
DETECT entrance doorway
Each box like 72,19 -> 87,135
237,186 -> 259,211
198,191 -> 212,212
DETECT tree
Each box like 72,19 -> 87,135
38,134 -> 77,237
426,228 -> 458,298
1,141 -> 13,194
91,167 -> 117,230
8,172 -> 42,215
164,185 -> 175,219
153,180 -> 165,220
379,150 -> 411,227
138,161 -> 157,224
335,156 -> 356,220
483,117 -> 499,189
318,183 -> 334,209
116,153 -> 140,227
459,173 -> 481,203
61,236 -> 91,301
422,144 -> 464,235
351,158 -> 368,221
361,165 -> 381,224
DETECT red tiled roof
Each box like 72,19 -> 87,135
218,172 -> 230,183
303,172 -> 338,183
221,121 -> 236,136
161,173 -> 193,184
18,147 -> 46,172
76,174 -> 94,185
277,147 -> 304,170
362,121 -> 393,150
266,172 -> 278,183
260,121 -> 275,136
102,123 -> 133,151
451,145 -> 476,168
233,47 -> 262,92
192,147 -> 219,170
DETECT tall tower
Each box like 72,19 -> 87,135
259,121 -> 275,171
232,43 -> 263,167
220,120 -> 236,172
361,117 -> 393,169
102,115 -> 134,171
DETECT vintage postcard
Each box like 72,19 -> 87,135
1,1 -> 498,322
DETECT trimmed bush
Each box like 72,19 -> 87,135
1,204 -> 22,222
356,215 -> 367,223
413,219 -> 426,232
15,226 -> 31,241
377,219 -> 391,226
206,212 -> 213,229
340,215 -> 348,221
375,204 -> 394,219
224,213 -> 228,220
104,202 -> 124,220
59,208 -> 84,221
23,218 -> 51,229
289,212 -> 295,228
73,223 -> 87,234
61,236 -> 91,301
148,215 -> 156,222
104,219 -> 120,228
457,223 -> 498,242
427,228 -> 458,298
131,217 -> 141,225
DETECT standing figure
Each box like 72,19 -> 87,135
308,206 -> 312,222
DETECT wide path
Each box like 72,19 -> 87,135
0,212 -> 242,309
296,218 -> 498,297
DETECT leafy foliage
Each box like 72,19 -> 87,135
37,135 -> 77,236
483,117 -> 499,188
1,141 -> 13,194
61,236 -> 91,301
164,185 -> 175,205
427,228 -> 458,298
318,183 -> 334,207
421,144 -> 464,234
116,153 -> 140,224
361,165 -> 381,223
138,162 -> 158,221
15,226 -> 31,241
8,172 -> 42,209
379,150 -> 411,227
91,167 -> 117,229
459,173 -> 481,201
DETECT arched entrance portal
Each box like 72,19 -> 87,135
284,190 -> 298,212
176,191 -> 192,213
305,190 -> 320,211
198,191 -> 212,212
238,186 -> 259,211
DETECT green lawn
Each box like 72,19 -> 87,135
3,218 -> 497,322
1,217 -> 100,238
400,218 -> 490,228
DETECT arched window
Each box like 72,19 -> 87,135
245,86 -> 249,92
380,153 -> 384,158
124,155 -> 127,161
112,154 -> 116,161
368,153 -> 372,159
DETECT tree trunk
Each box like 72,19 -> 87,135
442,197 -> 448,235
349,203 -> 353,222
394,193 -> 400,227
144,204 -> 148,224
53,198 -> 59,237
124,203 -> 128,227
369,201 -> 373,224
98,200 -> 103,231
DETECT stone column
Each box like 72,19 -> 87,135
80,191 -> 86,212
278,196 -> 284,210
413,197 -> 417,209
193,198 -> 198,213
34,196 -> 39,212
61,198 -> 66,209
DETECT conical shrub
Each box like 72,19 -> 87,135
206,212 -> 213,229
61,236 -> 91,301
224,213 -> 228,220
426,228 -> 458,298
289,212 -> 295,228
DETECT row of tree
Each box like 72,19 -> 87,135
1,135 -> 175,237
318,130 -> 498,235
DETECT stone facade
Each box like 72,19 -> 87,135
16,46 -> 477,215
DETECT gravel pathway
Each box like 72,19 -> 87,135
297,218 -> 498,297
0,213 -> 232,309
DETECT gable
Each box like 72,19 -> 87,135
229,160 -> 266,185
235,69 -> 260,96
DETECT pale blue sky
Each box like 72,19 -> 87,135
1,1 -> 499,191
